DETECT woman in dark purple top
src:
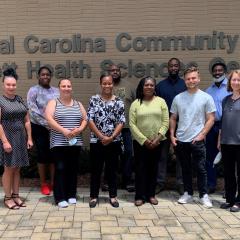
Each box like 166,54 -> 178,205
218,69 -> 240,212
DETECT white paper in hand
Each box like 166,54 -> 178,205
213,152 -> 222,167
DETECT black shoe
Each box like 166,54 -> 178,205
220,202 -> 233,209
109,198 -> 119,208
208,187 -> 216,194
235,195 -> 240,202
176,184 -> 184,195
89,198 -> 98,208
101,183 -> 109,192
230,203 -> 240,212
155,183 -> 165,194
126,184 -> 135,193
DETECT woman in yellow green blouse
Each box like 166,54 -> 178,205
129,76 -> 169,206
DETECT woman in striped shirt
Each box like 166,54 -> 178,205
45,79 -> 87,208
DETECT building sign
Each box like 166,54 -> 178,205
0,31 -> 239,79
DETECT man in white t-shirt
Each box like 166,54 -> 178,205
170,66 -> 216,208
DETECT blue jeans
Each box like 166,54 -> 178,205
206,122 -> 220,189
176,140 -> 207,198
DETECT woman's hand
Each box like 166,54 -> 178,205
144,139 -> 152,149
101,136 -> 113,146
70,127 -> 81,137
27,139 -> 34,149
3,141 -> 12,153
150,135 -> 162,149
62,128 -> 72,139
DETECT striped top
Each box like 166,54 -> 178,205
50,99 -> 84,148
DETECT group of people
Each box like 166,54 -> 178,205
0,58 -> 239,212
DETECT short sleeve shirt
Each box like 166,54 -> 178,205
170,90 -> 216,142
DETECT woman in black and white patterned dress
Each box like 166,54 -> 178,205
0,68 -> 33,210
87,72 -> 125,208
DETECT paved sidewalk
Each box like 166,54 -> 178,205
0,187 -> 240,239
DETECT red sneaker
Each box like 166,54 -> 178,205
41,184 -> 50,195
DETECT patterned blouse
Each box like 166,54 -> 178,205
27,85 -> 59,127
87,94 -> 125,143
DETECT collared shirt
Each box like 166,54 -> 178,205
205,78 -> 230,121
156,76 -> 186,111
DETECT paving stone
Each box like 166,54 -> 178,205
90,208 -> 108,215
121,234 -> 151,240
205,229 -> 231,239
31,232 -> 51,240
135,220 -> 154,226
155,209 -> 175,217
207,220 -> 228,229
0,187 -> 240,240
107,209 -> 124,215
128,226 -> 148,234
47,216 -> 65,222
93,215 -> 116,221
51,232 -> 62,239
101,234 -> 121,240
45,221 -> 72,229
82,221 -> 100,231
177,216 -> 196,223
100,221 -> 118,227
2,229 -> 33,238
33,225 -> 44,232
170,233 -> 199,240
101,226 -> 128,234
225,227 -> 240,237
153,219 -> 181,227
4,214 -> 22,223
134,213 -> 159,220
220,215 -> 240,225
122,207 -> 139,214
147,226 -> 170,237
166,226 -> 185,234
82,231 -> 101,239
117,217 -> 136,227
74,213 -> 91,221
182,223 -> 204,233
62,228 -> 82,238
0,224 -> 8,231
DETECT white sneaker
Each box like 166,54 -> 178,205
58,200 -> 68,208
68,198 -> 77,204
200,194 -> 213,208
178,192 -> 193,204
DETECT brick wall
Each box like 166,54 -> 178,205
0,0 -> 239,145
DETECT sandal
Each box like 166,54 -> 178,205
11,193 -> 26,207
4,196 -> 20,210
